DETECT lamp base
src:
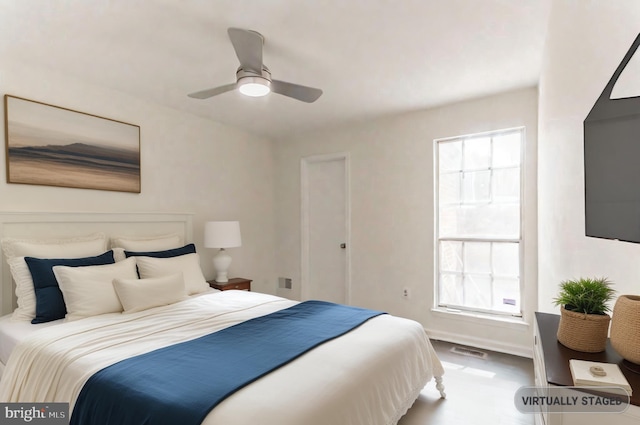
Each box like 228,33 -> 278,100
215,273 -> 230,283
212,248 -> 232,283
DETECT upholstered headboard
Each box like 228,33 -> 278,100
0,212 -> 193,315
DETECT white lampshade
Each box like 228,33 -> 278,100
204,221 -> 242,283
204,221 -> 242,249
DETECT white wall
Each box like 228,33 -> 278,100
0,59 -> 278,293
538,1 -> 640,314
274,87 -> 538,356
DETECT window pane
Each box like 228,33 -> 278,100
492,242 -> 519,277
492,278 -> 520,313
440,204 -> 520,238
439,140 -> 462,172
493,168 -> 520,202
439,273 -> 463,305
440,241 -> 463,272
437,206 -> 459,236
463,137 -> 490,169
463,274 -> 491,309
464,242 -> 491,274
439,172 -> 461,205
462,170 -> 491,203
492,133 -> 521,168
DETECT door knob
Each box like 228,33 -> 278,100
340,243 -> 346,249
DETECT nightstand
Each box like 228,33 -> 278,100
208,277 -> 252,291
533,312 -> 640,425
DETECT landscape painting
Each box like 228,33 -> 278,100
4,95 -> 140,193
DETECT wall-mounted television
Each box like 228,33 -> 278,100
584,34 -> 640,243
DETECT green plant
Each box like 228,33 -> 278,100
553,277 -> 616,315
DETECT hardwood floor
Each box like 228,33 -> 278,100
399,340 -> 535,425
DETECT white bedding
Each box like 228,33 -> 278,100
0,291 -> 444,425
0,314 -> 63,365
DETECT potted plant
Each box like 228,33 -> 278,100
610,295 -> 640,365
553,277 -> 616,353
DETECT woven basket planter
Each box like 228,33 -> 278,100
557,306 -> 610,353
610,295 -> 640,364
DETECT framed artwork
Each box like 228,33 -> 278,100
4,95 -> 141,193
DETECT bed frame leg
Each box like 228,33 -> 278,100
435,376 -> 446,398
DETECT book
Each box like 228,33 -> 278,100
569,359 -> 632,394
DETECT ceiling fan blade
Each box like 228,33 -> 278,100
271,80 -> 323,103
187,83 -> 236,99
227,27 -> 264,73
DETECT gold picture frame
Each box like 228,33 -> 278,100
4,95 -> 141,193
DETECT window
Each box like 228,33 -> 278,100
435,128 -> 523,316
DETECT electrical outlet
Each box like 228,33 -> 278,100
279,277 -> 293,289
402,287 -> 410,298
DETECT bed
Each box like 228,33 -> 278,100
0,212 -> 445,425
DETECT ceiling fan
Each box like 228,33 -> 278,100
188,27 -> 323,103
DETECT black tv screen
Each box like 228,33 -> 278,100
584,33 -> 640,243
584,111 -> 640,243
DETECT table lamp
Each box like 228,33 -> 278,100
204,221 -> 242,283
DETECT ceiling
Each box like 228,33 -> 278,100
0,0 -> 552,140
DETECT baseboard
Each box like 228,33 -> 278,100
425,327 -> 533,359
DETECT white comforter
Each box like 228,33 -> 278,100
0,291 -> 444,425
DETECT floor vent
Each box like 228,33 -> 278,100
450,346 -> 488,359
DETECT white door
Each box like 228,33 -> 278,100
301,153 -> 349,304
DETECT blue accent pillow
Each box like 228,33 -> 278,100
124,243 -> 196,259
25,251 -> 115,324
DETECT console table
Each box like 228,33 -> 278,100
534,312 -> 640,425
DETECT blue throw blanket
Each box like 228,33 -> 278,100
70,300 -> 384,425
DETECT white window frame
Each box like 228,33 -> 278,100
434,127 -> 525,318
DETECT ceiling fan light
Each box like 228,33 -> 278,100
238,77 -> 271,97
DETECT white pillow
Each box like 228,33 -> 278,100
1,233 -> 108,259
114,273 -> 187,313
6,257 -> 38,321
1,233 -> 108,321
135,253 -> 209,295
110,234 -> 183,251
53,257 -> 138,321
112,247 -> 126,262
